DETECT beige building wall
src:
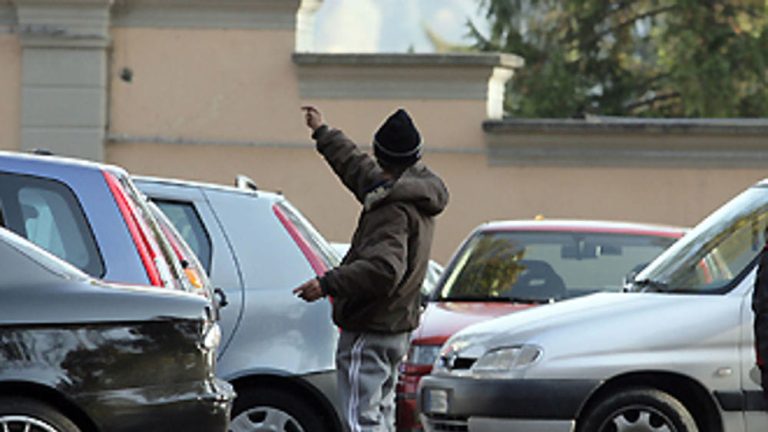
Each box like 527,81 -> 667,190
110,28 -> 307,143
0,24 -> 20,151
3,0 -> 767,264
106,139 -> 767,264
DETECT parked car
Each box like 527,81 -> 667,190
0,226 -> 234,432
420,184 -> 768,431
398,219 -> 686,431
331,241 -> 444,296
0,151 -> 210,300
135,175 -> 342,432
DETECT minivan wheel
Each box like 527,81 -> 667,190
229,388 -> 328,432
579,388 -> 698,432
0,397 -> 81,432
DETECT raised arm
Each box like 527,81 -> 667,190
303,106 -> 383,203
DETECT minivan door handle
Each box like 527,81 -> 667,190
214,287 -> 229,309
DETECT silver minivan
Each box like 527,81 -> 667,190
420,179 -> 768,432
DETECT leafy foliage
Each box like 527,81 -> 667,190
468,0 -> 768,117
451,236 -> 526,297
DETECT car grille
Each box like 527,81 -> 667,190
438,355 -> 477,371
424,414 -> 468,432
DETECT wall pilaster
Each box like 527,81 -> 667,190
14,0 -> 113,160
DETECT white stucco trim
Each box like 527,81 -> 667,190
106,133 -> 486,155
484,118 -> 768,167
294,53 -> 523,118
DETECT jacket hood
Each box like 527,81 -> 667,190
366,163 -> 448,215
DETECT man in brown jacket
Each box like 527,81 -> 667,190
294,106 -> 449,431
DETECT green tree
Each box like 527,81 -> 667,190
469,0 -> 768,118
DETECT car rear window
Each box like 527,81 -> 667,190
0,172 -> 104,277
439,230 -> 677,301
154,200 -> 212,273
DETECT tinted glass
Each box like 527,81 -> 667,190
0,172 -> 104,277
636,186 -> 768,293
155,200 -> 212,273
439,230 -> 677,302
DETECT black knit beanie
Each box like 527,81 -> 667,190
373,109 -> 422,167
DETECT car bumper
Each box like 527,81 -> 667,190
396,370 -> 428,431
79,378 -> 235,432
419,374 -> 600,432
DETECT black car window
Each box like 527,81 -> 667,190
155,200 -> 213,273
0,172 -> 104,277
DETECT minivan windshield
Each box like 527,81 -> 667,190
633,185 -> 768,294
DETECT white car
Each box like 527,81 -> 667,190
419,180 -> 768,432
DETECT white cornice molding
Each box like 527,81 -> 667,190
111,0 -> 302,29
484,118 -> 768,167
13,0 -> 113,47
295,0 -> 322,52
294,53 -> 523,118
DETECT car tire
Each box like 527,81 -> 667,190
0,397 -> 81,432
229,387 -> 329,432
579,387 -> 698,432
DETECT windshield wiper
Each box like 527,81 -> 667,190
629,278 -> 669,293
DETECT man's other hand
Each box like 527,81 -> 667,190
301,106 -> 324,132
293,278 -> 324,302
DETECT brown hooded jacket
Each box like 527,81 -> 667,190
313,125 -> 449,333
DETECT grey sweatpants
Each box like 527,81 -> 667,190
336,330 -> 410,432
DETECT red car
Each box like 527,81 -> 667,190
395,219 -> 686,431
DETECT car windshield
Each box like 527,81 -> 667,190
633,185 -> 768,294
437,229 -> 677,302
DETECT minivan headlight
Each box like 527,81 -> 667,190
471,345 -> 542,378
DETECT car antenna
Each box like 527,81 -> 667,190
235,175 -> 258,191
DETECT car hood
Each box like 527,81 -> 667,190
413,301 -> 534,346
446,291 -> 745,378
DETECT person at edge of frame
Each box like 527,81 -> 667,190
293,105 -> 449,431
754,240 -> 768,402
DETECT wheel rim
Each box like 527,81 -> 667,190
598,404 -> 677,432
229,406 -> 304,432
0,415 -> 60,432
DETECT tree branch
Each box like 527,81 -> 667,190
586,5 -> 678,45
625,91 -> 682,112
